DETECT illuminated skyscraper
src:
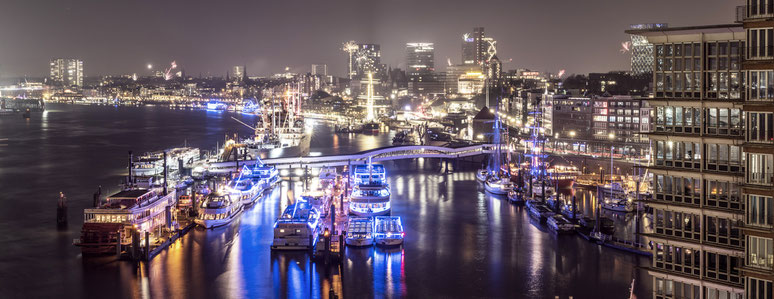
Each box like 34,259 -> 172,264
461,27 -> 496,66
348,43 -> 385,79
232,65 -> 245,82
311,64 -> 327,76
49,58 -> 83,87
629,23 -> 667,76
406,43 -> 434,81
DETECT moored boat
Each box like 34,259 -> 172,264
195,193 -> 242,228
374,216 -> 404,246
271,200 -> 321,250
547,214 -> 575,234
345,217 -> 374,246
349,162 -> 391,217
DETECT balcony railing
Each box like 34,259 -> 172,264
738,5 -> 774,21
747,172 -> 774,185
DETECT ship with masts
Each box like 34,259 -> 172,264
233,85 -> 311,159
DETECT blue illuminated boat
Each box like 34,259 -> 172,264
225,166 -> 265,206
349,161 -> 390,217
374,216 -> 404,246
206,100 -> 227,111
345,217 -> 374,246
271,200 -> 321,250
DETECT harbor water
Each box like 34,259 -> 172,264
0,103 -> 652,298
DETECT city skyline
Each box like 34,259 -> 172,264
0,0 -> 735,78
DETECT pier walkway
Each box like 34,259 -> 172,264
206,144 -> 496,173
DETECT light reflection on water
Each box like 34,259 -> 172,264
0,104 -> 651,298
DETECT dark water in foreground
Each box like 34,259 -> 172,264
0,104 -> 651,298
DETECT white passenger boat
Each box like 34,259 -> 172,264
252,163 -> 280,189
374,216 -> 404,246
225,170 -> 264,206
345,217 -> 374,246
75,188 -> 176,254
271,200 -> 321,250
195,193 -> 243,228
547,214 -> 575,234
349,162 -> 391,217
484,176 -> 513,195
560,202 -> 582,219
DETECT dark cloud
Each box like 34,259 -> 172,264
0,0 -> 737,78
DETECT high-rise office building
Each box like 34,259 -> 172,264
232,65 -> 245,82
49,58 -> 83,87
629,23 -> 668,76
628,23 -> 746,298
347,43 -> 385,80
312,64 -> 327,76
461,27 -> 487,66
406,43 -> 434,82
739,2 -> 774,299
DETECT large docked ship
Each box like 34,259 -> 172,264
349,161 -> 391,217
74,188 -> 177,254
237,87 -> 310,159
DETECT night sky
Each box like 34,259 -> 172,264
0,0 -> 737,78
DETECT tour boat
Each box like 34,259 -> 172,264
75,188 -> 177,254
131,152 -> 164,176
547,215 -> 575,234
252,163 -> 280,189
271,200 -> 321,250
484,176 -> 514,195
345,217 -> 374,246
225,171 -> 264,206
374,216 -> 404,246
195,193 -> 243,228
349,162 -> 391,217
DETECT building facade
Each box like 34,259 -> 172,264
739,2 -> 774,299
630,23 -> 669,76
50,58 -> 83,87
406,43 -> 435,82
312,64 -> 327,76
350,43 -> 385,80
630,24 -> 747,299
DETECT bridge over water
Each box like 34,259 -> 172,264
206,144 -> 497,173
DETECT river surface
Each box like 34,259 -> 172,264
0,103 -> 651,298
